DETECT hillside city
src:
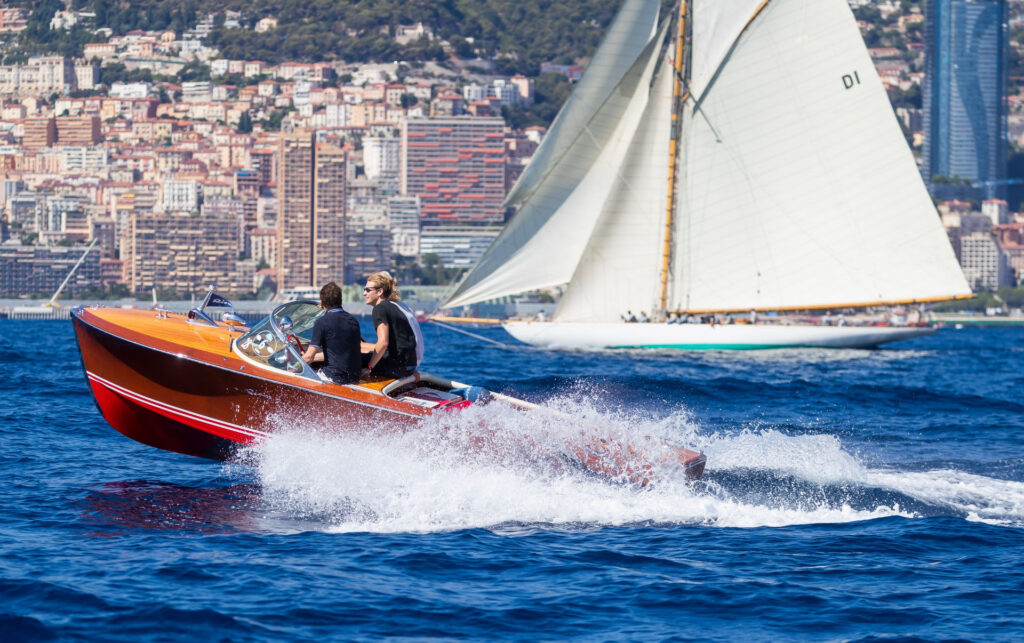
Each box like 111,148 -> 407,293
0,1 -> 1021,312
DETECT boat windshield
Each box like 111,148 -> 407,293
233,301 -> 323,376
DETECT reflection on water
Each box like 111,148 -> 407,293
79,481 -> 262,533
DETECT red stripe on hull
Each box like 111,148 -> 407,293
88,375 -> 242,460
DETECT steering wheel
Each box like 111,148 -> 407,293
286,333 -> 305,355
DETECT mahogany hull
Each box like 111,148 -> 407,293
72,307 -> 424,461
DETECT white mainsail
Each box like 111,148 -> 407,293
672,0 -> 970,312
443,0 -> 970,321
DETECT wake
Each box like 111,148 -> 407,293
230,392 -> 1024,533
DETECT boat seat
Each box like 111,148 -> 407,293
380,371 -> 453,398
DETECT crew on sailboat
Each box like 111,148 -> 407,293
361,271 -> 424,379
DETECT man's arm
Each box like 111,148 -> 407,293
302,344 -> 323,364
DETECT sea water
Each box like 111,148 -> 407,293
1,319 -> 1022,640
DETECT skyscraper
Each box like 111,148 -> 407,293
923,0 -> 1008,200
276,131 -> 348,290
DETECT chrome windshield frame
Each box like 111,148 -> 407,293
231,299 -> 323,381
270,299 -> 322,381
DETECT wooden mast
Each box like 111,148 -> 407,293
658,0 -> 688,313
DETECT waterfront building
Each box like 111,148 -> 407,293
99,257 -> 123,288
401,117 -> 506,224
89,216 -> 116,259
0,242 -> 100,298
120,211 -> 250,297
993,223 -> 1024,281
42,196 -> 87,244
276,131 -> 348,290
923,0 -> 1008,200
418,225 -> 502,268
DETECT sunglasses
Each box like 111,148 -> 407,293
363,286 -> 380,293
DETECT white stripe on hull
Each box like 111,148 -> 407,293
503,322 -> 936,350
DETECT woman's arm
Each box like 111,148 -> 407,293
365,322 -> 389,372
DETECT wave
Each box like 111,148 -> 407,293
231,391 -> 1024,534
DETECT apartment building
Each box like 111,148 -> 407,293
276,131 -> 348,290
0,56 -> 74,98
401,117 -> 506,224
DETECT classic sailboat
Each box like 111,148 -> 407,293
442,0 -> 971,349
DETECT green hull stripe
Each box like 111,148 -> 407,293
608,344 -> 820,350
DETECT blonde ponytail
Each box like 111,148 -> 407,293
367,271 -> 401,301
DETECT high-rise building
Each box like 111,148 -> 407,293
276,131 -> 348,290
923,0 -> 1008,200
313,143 -> 347,287
401,117 -> 506,224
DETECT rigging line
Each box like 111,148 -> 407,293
427,320 -> 516,348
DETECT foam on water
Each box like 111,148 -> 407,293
231,392 -> 1024,533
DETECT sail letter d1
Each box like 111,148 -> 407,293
842,71 -> 861,89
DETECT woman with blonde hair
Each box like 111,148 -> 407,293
360,271 -> 424,379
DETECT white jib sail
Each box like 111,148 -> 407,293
555,50 -> 675,322
672,0 -> 971,312
444,12 -> 665,309
505,0 -> 662,209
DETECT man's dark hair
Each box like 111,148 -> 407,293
320,282 -> 342,309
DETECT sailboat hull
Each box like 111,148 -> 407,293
503,321 -> 936,350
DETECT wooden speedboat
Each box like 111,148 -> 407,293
71,295 -> 706,484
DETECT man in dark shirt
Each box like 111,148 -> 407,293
301,282 -> 362,384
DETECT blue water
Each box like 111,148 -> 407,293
2,319 -> 1023,641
